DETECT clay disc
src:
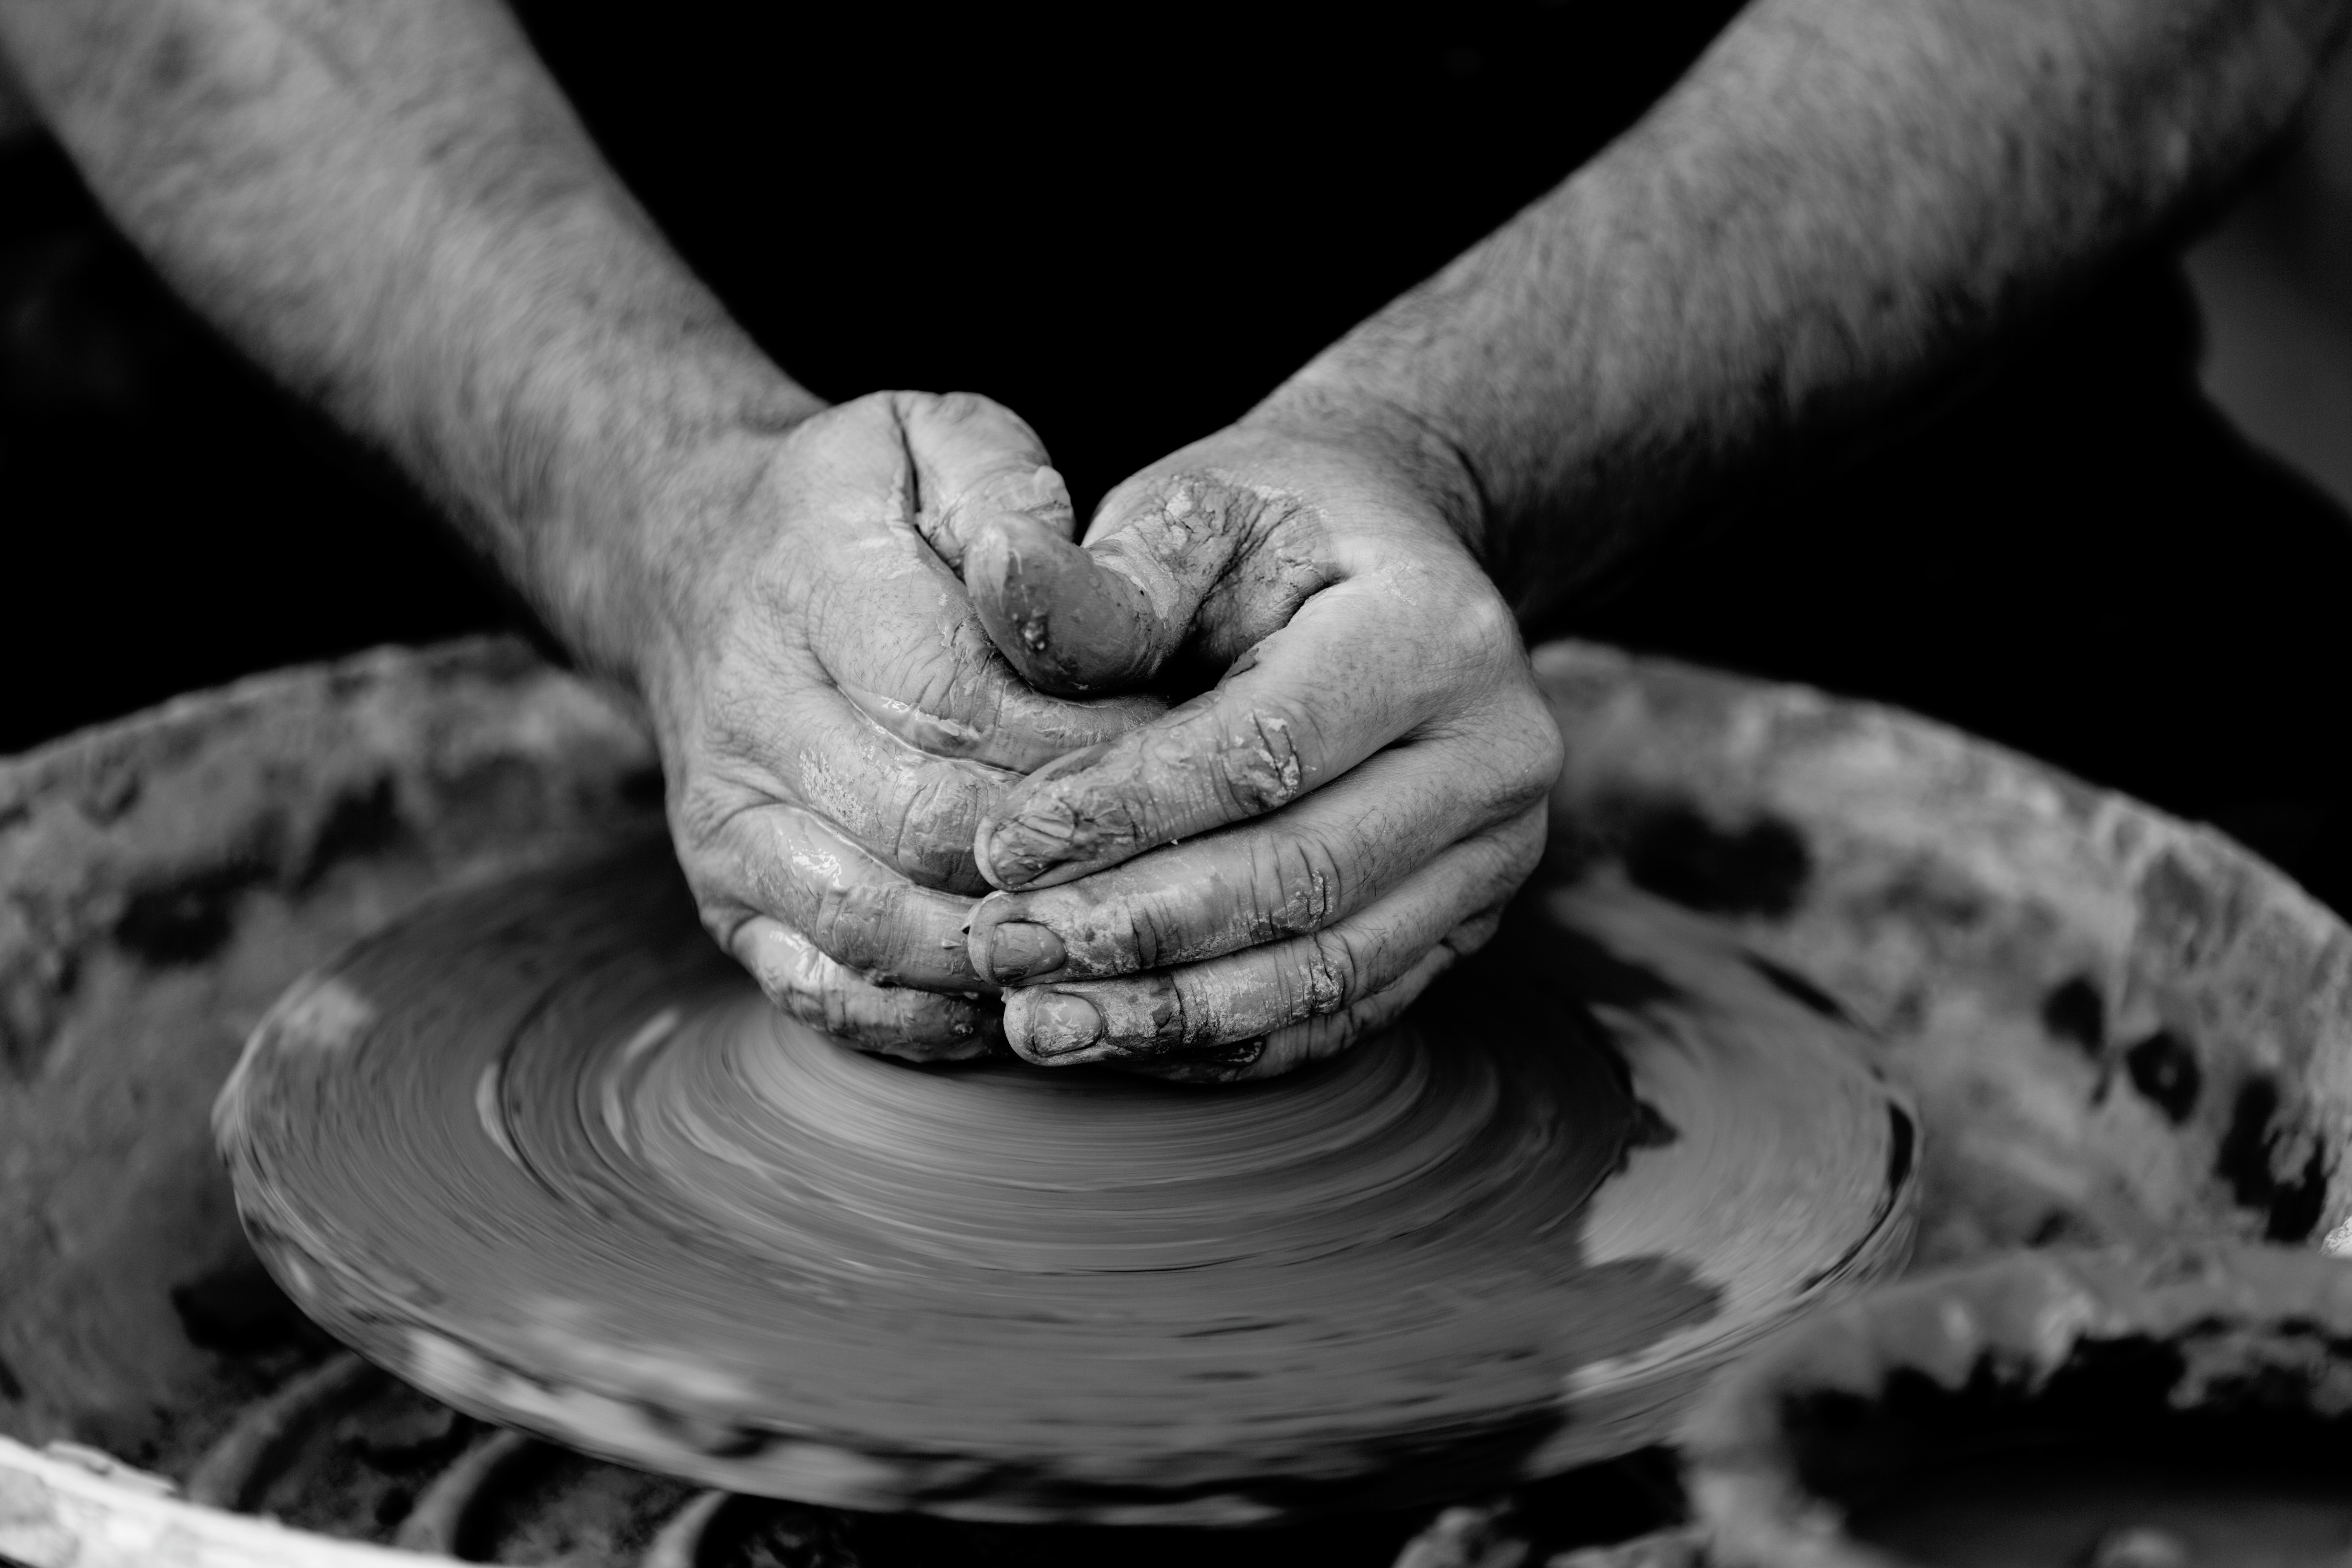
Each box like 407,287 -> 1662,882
216,840 -> 1916,1523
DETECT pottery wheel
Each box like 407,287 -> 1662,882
216,839 -> 1917,1523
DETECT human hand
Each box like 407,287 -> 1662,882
958,404 -> 1563,1081
632,392 -> 1156,1059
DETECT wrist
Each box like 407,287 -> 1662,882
1241,376 -> 1491,559
500,332 -> 823,692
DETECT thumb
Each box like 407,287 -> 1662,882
892,390 -> 1077,570
963,469 -> 1268,696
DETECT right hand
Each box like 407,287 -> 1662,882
629,391 -> 1157,1058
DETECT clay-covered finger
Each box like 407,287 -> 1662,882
714,685 -> 1020,894
806,502 -> 1159,781
681,798 -> 983,990
960,472 -> 1278,695
974,583 -> 1550,891
890,390 -> 1078,568
969,749 -> 1546,985
1109,939 -> 1472,1084
1239,936 -> 1475,1080
758,627 -> 1146,892
726,915 -> 996,1060
997,817 -> 1537,1066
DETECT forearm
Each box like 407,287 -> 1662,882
0,0 -> 817,672
1268,0 -> 2347,620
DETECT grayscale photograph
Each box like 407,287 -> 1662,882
3,4 -> 2352,1565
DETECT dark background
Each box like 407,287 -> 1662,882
3,3 -> 2349,909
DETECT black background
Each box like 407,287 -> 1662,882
4,1 -> 2348,906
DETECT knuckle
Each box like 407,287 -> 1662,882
1301,928 -> 1364,1014
1251,830 -> 1347,941
1459,587 -> 1520,651
743,923 -> 836,1022
1211,703 -> 1311,816
886,764 -> 987,887
1020,884 -> 1156,976
801,879 -> 906,976
1115,891 -> 1180,973
1148,471 -> 1267,538
1514,697 -> 1567,796
1456,691 -> 1562,815
791,981 -> 855,1039
835,981 -> 969,1050
1095,471 -> 1272,592
673,790 -> 812,923
1077,973 -> 1188,1052
966,464 -> 1072,529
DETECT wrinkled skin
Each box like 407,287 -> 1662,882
640,388 -> 1555,1081
958,410 -> 1564,1082
16,0 -> 2337,1087
636,390 -> 1157,1057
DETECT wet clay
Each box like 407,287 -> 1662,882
214,842 -> 1916,1523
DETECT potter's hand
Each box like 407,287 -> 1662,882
961,409 -> 1561,1081
642,392 -> 1153,1058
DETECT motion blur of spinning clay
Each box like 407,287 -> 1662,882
12,0 -> 2352,1563
215,838 -> 1915,1518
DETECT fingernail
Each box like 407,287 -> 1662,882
1020,991 -> 1102,1058
984,920 -> 1065,984
974,748 -> 1116,890
979,817 -> 1061,889
981,809 -> 1114,890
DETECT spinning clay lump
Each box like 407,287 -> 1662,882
216,840 -> 1917,1522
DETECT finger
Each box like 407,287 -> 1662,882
889,390 -> 1077,568
974,580 -> 1543,890
807,402 -> 1159,777
1111,939 -> 1469,1085
1244,936 -> 1471,1080
997,817 -> 1535,1065
961,470 -> 1280,695
679,795 -> 983,989
968,744 -> 1547,985
727,915 -> 997,1061
702,679 -> 1020,894
827,616 -> 1162,780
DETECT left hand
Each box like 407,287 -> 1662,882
958,402 -> 1564,1081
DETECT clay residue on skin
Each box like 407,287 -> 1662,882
973,704 -> 1314,892
971,741 -> 1133,889
1220,711 -> 1305,812
834,683 -> 989,759
963,471 -> 1296,699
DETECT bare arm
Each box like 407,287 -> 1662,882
1270,0 -> 2351,618
955,0 -> 2351,1077
0,0 -> 1150,1055
0,0 -> 810,670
